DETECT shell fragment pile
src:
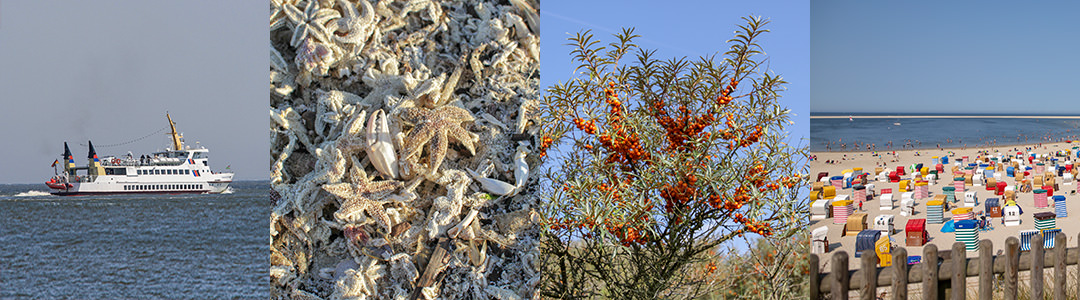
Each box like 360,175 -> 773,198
271,0 -> 541,299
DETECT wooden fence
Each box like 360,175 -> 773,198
809,232 -> 1080,300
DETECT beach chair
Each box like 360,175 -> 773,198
1003,205 -> 1021,227
1043,229 -> 1061,248
855,230 -> 881,258
1020,230 -> 1038,251
811,226 -> 829,254
905,219 -> 928,246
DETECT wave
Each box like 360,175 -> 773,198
220,187 -> 235,194
13,190 -> 51,197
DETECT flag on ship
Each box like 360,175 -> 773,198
51,159 -> 59,167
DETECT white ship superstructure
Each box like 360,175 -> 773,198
46,114 -> 234,196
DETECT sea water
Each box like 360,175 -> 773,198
810,114 -> 1080,152
0,181 -> 268,299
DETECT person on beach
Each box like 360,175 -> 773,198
858,200 -> 864,211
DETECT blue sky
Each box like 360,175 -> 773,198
540,1 -> 810,251
540,0 -> 810,142
0,1 -> 264,183
812,1 -> 1080,114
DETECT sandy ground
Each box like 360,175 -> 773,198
810,142 -> 1080,271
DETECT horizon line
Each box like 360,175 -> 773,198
811,115 -> 1080,119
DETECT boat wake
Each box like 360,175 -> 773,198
221,187 -> 235,194
14,190 -> 51,197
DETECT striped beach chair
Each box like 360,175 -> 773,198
1043,229 -> 1062,248
1020,230 -> 1038,251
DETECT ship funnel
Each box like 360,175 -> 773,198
63,142 -> 73,160
63,141 -> 77,174
87,140 -> 104,177
87,140 -> 98,160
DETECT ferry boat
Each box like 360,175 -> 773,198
46,113 -> 234,196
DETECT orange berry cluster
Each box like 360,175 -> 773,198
608,222 -> 648,247
717,78 -> 737,105
650,78 -> 739,152
660,173 -> 698,219
573,118 -> 597,134
537,135 -> 555,158
594,83 -> 648,167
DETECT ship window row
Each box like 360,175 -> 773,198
123,184 -> 204,191
136,169 -> 191,175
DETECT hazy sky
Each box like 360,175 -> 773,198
0,1 -> 265,184
540,0 -> 810,142
812,1 -> 1080,114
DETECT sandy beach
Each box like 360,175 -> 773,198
810,141 -> 1080,271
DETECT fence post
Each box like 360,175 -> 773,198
862,250 -> 878,300
924,244 -> 939,300
1033,233 -> 1045,300
1055,232 -> 1066,300
952,242 -> 967,300
892,247 -> 908,300
832,251 -> 849,300
1006,236 -> 1019,300
809,253 -> 820,300
979,239 -> 992,300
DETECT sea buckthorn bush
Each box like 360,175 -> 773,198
535,16 -> 808,299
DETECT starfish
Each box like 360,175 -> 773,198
398,105 -> 479,176
283,0 -> 340,47
331,0 -> 376,45
323,171 -> 403,233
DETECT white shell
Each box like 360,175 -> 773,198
467,167 -> 517,195
513,145 -> 529,189
366,109 -> 399,179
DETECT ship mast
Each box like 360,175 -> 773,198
167,113 -> 183,151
